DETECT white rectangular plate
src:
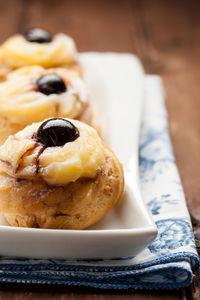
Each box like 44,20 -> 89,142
0,53 -> 157,259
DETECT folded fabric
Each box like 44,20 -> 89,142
0,76 -> 198,289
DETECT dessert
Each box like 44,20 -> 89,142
0,118 -> 124,229
0,65 -> 100,144
0,28 -> 81,79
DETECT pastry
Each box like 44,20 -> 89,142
0,65 -> 100,144
0,118 -> 124,229
0,28 -> 81,79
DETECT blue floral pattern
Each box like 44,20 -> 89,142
148,194 -> 179,215
149,218 -> 195,255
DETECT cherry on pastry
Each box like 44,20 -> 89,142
35,118 -> 79,147
24,28 -> 52,43
36,74 -> 67,95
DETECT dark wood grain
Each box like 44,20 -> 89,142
0,284 -> 184,300
133,0 -> 200,219
0,0 -> 23,41
0,0 -> 199,299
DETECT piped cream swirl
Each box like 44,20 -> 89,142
0,66 -> 89,126
0,33 -> 77,68
0,119 -> 105,186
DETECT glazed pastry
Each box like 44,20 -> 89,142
0,118 -> 124,229
0,28 -> 81,79
0,65 -> 100,144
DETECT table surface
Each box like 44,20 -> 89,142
0,0 -> 199,299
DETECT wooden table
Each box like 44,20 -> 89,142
0,0 -> 199,299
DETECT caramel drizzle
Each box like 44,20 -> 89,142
0,159 -> 12,167
15,143 -> 37,173
36,145 -> 45,174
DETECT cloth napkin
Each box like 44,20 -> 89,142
0,76 -> 199,289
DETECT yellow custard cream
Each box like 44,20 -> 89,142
0,120 -> 105,186
0,66 -> 88,125
0,33 -> 77,68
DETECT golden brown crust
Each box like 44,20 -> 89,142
0,147 -> 124,229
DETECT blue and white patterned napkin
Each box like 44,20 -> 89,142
0,76 -> 198,289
